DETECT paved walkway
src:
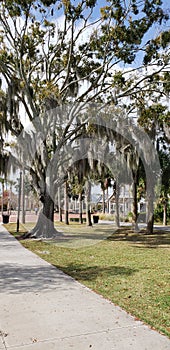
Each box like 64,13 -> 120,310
0,225 -> 169,350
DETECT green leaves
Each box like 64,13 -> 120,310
85,0 -> 96,8
138,103 -> 169,145
99,1 -> 169,64
0,0 -> 170,128
40,0 -> 56,5
163,72 -> 170,94
160,30 -> 170,49
112,71 -> 125,88
3,0 -> 33,16
144,30 -> 170,65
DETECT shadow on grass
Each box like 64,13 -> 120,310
52,263 -> 138,282
107,229 -> 170,248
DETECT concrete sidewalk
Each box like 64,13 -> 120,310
0,225 -> 169,350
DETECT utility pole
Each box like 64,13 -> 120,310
17,171 -> 22,232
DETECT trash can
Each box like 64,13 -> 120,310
93,215 -> 99,224
2,214 -> 10,224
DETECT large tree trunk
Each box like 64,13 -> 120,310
9,183 -> 12,215
115,179 -> 120,228
79,191 -> 83,224
24,192 -> 61,239
1,180 -> 4,216
58,187 -> 62,222
64,181 -> 69,225
86,180 -> 92,226
163,201 -> 167,226
106,187 -> 109,213
21,168 -> 25,224
146,189 -> 154,234
17,172 -> 22,233
132,170 -> 139,231
102,189 -> 105,214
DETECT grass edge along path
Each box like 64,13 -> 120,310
3,222 -> 170,339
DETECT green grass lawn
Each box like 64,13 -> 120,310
4,222 -> 170,338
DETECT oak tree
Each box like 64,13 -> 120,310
0,0 -> 169,237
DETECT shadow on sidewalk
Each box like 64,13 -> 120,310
0,263 -> 76,294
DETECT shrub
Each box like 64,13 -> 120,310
99,213 -> 115,221
154,203 -> 170,223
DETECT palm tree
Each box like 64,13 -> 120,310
68,158 -> 91,225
